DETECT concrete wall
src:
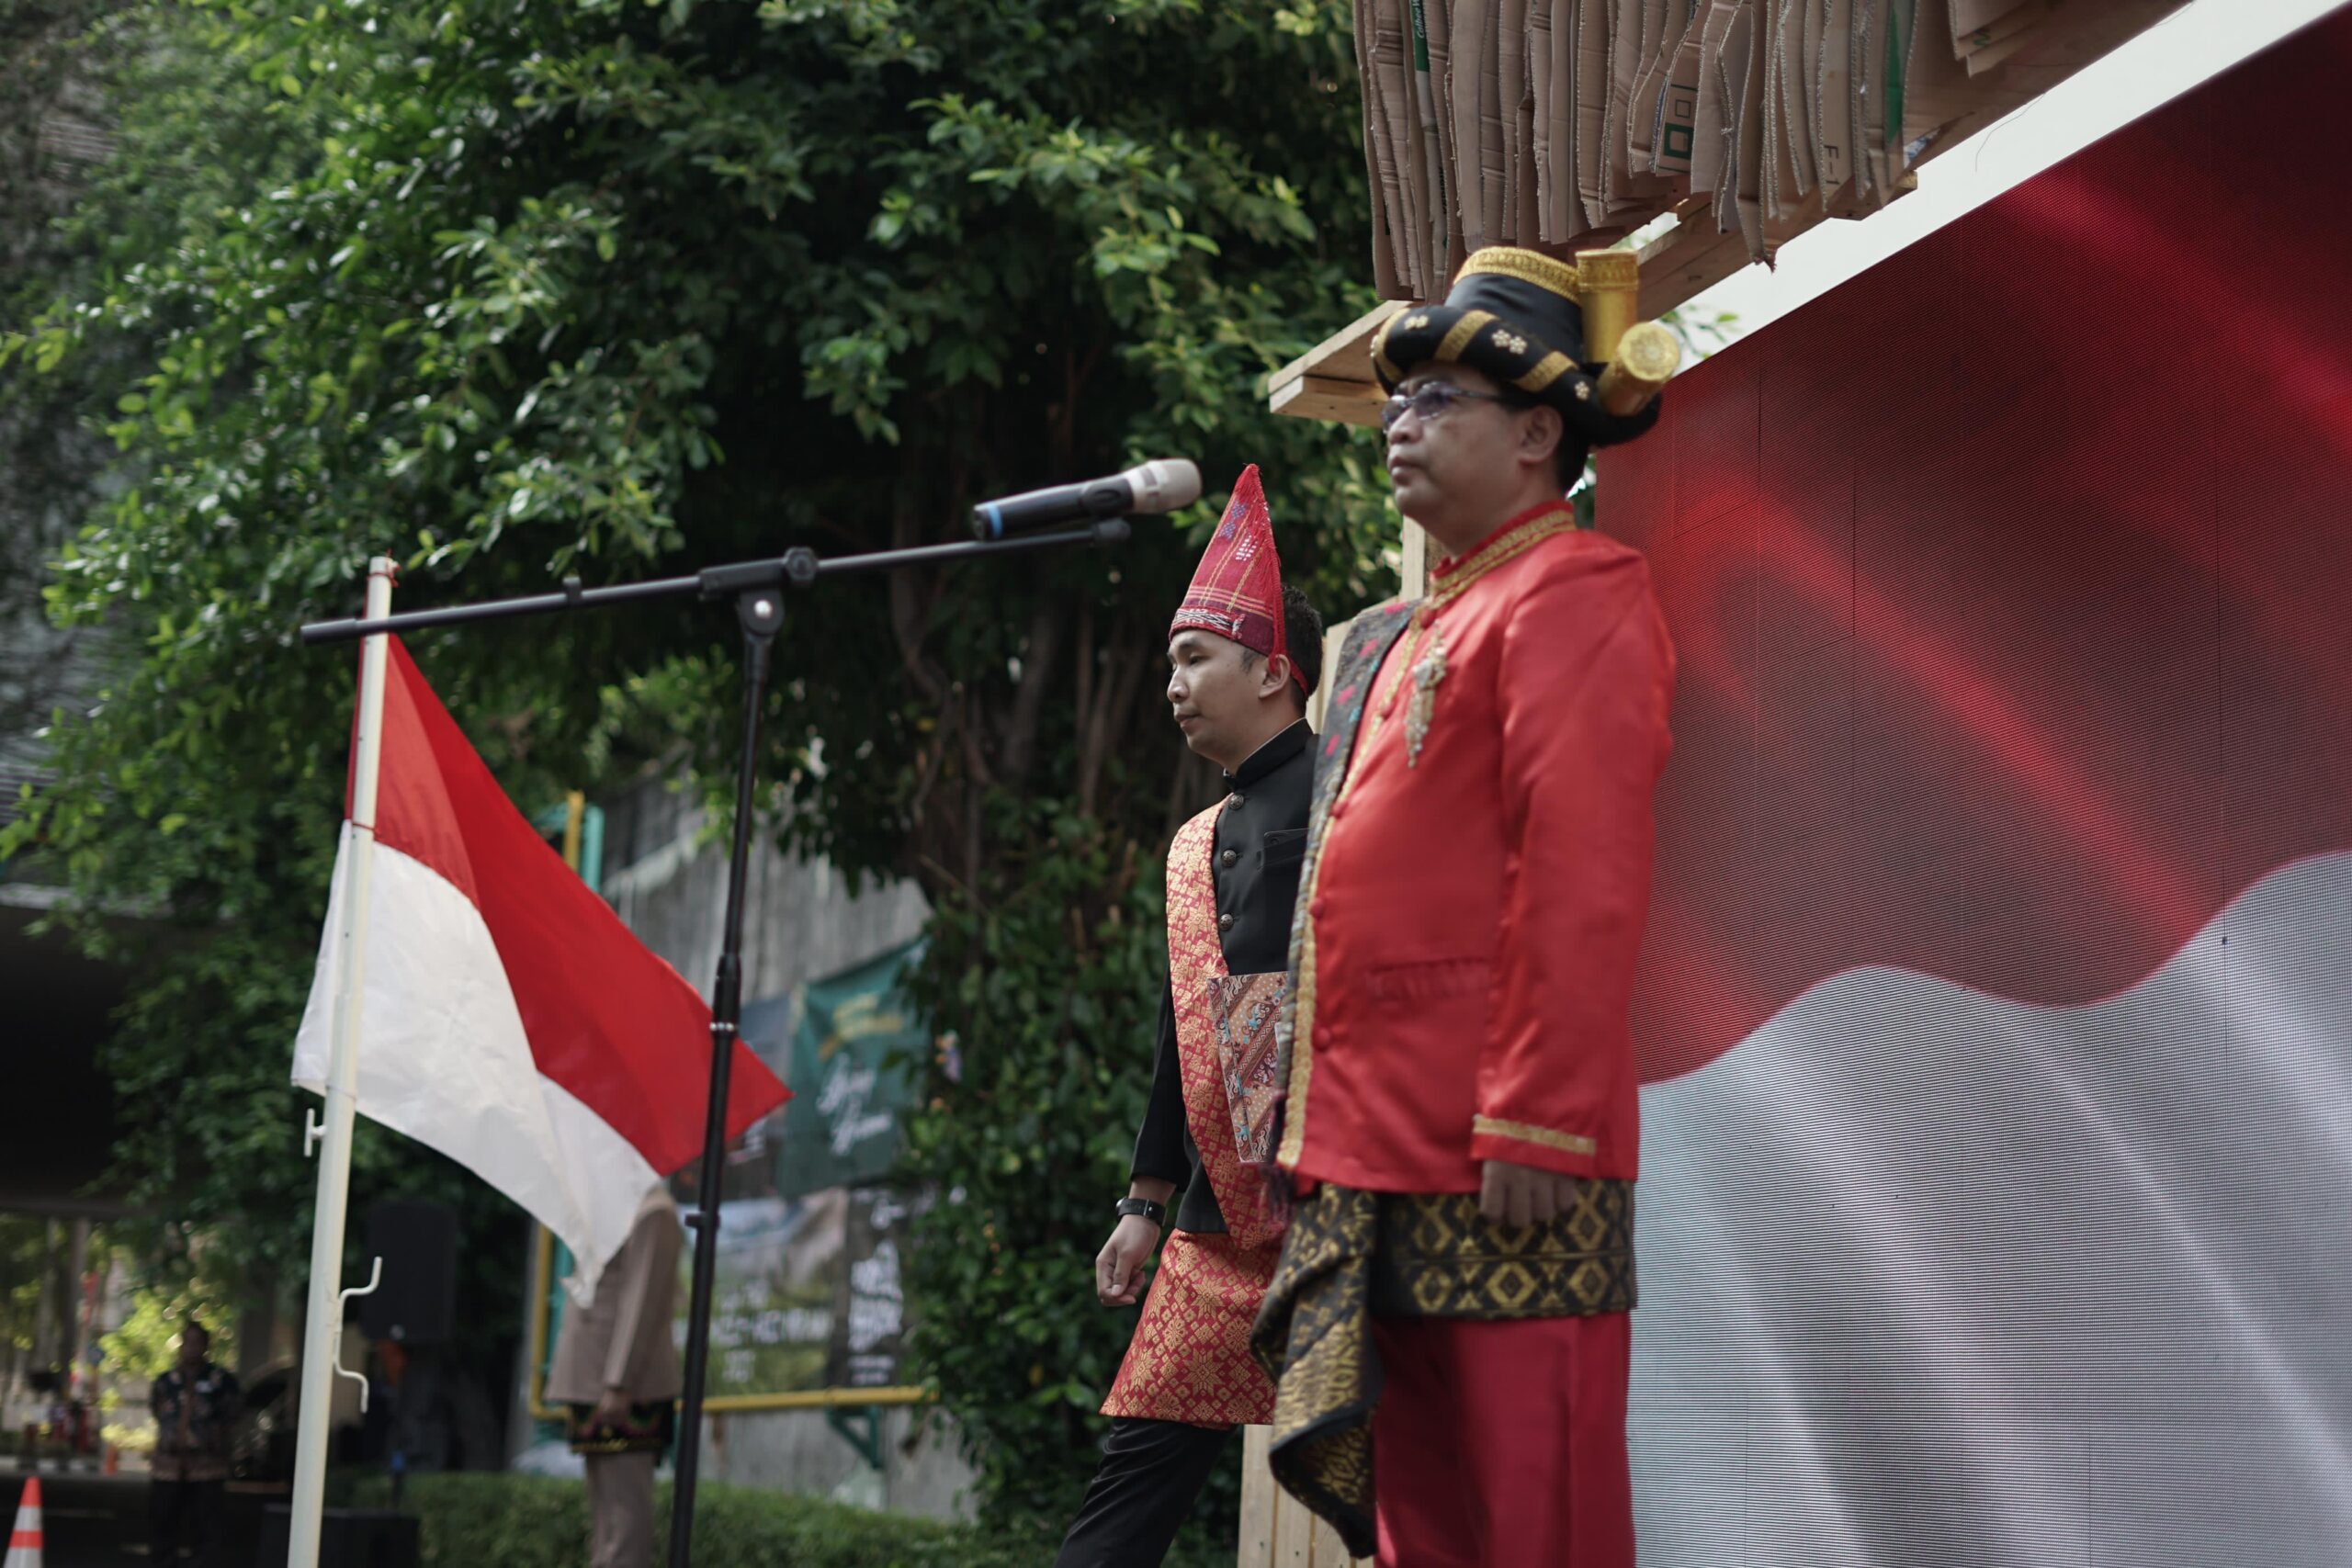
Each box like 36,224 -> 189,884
597,775 -> 930,1008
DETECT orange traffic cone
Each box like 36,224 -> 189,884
4,1474 -> 41,1568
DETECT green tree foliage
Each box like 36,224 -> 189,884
100,1279 -> 230,1385
5,0 -> 1393,1538
0,1219 -> 204,1438
1,0 -> 114,759
0,1217 -> 55,1399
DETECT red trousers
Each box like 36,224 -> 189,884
1369,1312 -> 1634,1568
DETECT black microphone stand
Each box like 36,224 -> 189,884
302,517 -> 1131,1568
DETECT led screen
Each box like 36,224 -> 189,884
1601,17 -> 2352,1563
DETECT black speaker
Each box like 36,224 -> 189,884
359,1200 -> 458,1347
258,1506 -> 420,1568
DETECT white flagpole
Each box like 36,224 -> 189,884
287,556 -> 397,1568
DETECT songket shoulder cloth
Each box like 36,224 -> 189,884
1103,796 -> 1289,1427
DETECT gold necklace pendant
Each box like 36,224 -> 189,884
1404,627 -> 1448,767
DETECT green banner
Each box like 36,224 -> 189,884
748,940 -> 925,1200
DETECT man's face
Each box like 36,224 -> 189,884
1383,363 -> 1529,529
179,1327 -> 209,1371
1167,629 -> 1269,768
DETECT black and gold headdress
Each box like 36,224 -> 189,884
1371,246 -> 1679,448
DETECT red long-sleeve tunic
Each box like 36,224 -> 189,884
1281,502 -> 1676,1193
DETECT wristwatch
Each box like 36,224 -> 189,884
1114,1196 -> 1168,1226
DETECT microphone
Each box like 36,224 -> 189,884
971,459 -> 1201,541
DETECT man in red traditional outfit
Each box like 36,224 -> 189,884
1053,466 -> 1326,1568
1251,247 -> 1677,1568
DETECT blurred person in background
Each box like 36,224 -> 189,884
150,1319 -> 240,1566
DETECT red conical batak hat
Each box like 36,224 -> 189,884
1169,465 -> 1287,669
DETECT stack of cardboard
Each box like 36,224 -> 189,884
1353,0 -> 2189,299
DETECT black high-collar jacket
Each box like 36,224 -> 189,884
1131,719 -> 1315,1233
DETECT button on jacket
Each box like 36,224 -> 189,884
1132,719 -> 1314,1232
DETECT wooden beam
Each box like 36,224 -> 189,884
1634,216 -> 1756,321
1399,521 -> 1430,599
1238,1427 -> 1278,1566
1270,373 -> 1387,427
1267,301 -> 1406,388
1240,1419 -> 1369,1563
1265,300 -> 1402,405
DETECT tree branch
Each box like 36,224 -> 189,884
997,588 -> 1058,784
888,478 -> 949,709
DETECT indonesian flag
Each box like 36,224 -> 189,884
293,639 -> 787,1293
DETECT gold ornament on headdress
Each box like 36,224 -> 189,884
1575,250 -> 1678,416
1597,321 -> 1680,416
1573,250 -> 1641,366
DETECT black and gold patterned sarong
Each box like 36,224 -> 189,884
1248,1179 -> 1635,1558
563,1399 -> 675,1457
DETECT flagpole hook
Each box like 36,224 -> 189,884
332,1256 -> 385,1415
304,1108 -> 326,1158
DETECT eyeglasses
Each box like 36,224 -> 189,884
1379,381 -> 1513,432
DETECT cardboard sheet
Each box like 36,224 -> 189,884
1425,0 -> 1466,278
1630,0 -> 1691,168
1345,0 -> 2172,300
1655,2 -> 1709,175
1555,1 -> 1589,234
1497,0 -> 1523,242
1361,0 -> 1412,297
1775,0 -> 1815,206
1530,0 -> 1560,241
1689,0 -> 1742,197
1577,0 -> 1614,225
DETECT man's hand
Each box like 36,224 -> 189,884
590,1386 -> 631,1429
1094,1214 -> 1162,1306
1479,1158 -> 1577,1227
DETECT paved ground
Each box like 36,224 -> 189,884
7,1466 -> 324,1567
3,1468 -> 148,1566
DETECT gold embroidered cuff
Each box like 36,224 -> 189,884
1472,1114 -> 1597,1157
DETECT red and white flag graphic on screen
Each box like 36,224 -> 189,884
1607,17 -> 2352,1087
293,640 -> 786,1292
1597,17 -> 2352,1564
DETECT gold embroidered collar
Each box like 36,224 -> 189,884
1424,502 -> 1580,615
1358,503 -> 1579,772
